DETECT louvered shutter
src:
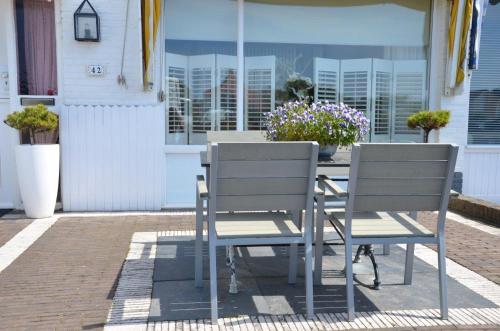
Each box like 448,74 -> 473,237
468,4 -> 500,145
391,60 -> 426,142
216,55 -> 238,131
370,59 -> 393,142
188,54 -> 216,145
340,59 -> 372,140
245,56 -> 276,130
166,53 -> 189,144
313,58 -> 340,103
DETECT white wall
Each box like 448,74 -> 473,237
59,0 -> 157,105
463,147 -> 500,203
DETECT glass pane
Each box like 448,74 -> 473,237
165,0 -> 237,145
15,0 -> 58,96
244,0 -> 430,142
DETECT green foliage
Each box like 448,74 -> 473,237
266,101 -> 370,147
407,110 -> 450,143
4,104 -> 58,144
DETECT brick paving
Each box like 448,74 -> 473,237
0,212 -> 498,331
0,218 -> 32,247
0,214 -> 194,331
418,211 -> 500,285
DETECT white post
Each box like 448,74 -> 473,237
236,0 -> 244,131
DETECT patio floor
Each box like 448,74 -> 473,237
0,211 -> 499,330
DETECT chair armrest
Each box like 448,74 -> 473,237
318,175 -> 348,198
196,175 -> 209,200
314,187 -> 324,197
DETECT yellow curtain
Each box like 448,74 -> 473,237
447,0 -> 473,90
456,0 -> 473,85
142,0 -> 161,90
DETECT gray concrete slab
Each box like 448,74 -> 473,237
149,239 -> 498,321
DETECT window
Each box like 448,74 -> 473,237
164,0 -> 431,144
164,0 -> 237,145
243,0 -> 430,142
15,0 -> 58,96
468,2 -> 500,145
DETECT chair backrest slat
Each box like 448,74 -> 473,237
349,143 -> 458,212
210,142 -> 318,212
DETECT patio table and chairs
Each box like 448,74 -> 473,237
193,131 -> 459,324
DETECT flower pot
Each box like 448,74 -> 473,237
318,144 -> 338,159
15,144 -> 59,218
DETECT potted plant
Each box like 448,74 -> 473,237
3,104 -> 59,218
407,110 -> 450,143
265,101 -> 370,158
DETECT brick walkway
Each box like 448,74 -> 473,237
418,211 -> 500,284
0,218 -> 32,246
0,212 -> 498,331
0,214 -> 193,331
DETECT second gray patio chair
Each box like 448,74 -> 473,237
196,142 -> 319,323
315,143 -> 458,321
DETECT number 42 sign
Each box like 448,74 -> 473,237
87,64 -> 105,76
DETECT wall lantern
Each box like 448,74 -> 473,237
74,0 -> 100,42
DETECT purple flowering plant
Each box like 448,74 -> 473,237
265,101 -> 370,147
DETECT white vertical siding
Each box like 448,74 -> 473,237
463,147 -> 500,203
60,105 -> 164,211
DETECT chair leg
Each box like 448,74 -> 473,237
209,240 -> 219,323
288,211 -> 300,284
305,227 -> 314,319
195,197 -> 204,288
345,241 -> 355,321
404,243 -> 415,285
314,208 -> 324,285
383,243 -> 390,256
438,237 -> 449,320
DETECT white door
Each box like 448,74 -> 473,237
0,65 -> 15,209
391,60 -> 426,142
313,58 -> 340,103
245,56 -> 276,130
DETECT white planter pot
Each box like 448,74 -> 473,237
15,144 -> 59,218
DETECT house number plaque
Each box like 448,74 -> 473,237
87,64 -> 105,76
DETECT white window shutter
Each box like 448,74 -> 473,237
188,54 -> 216,144
313,58 -> 340,103
245,56 -> 276,130
216,55 -> 238,131
371,59 -> 393,142
166,53 -> 189,145
391,60 -> 426,142
340,59 -> 372,140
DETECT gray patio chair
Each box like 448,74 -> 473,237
315,143 -> 458,321
195,141 -> 319,323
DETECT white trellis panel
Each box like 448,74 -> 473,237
188,54 -> 216,145
313,58 -> 340,103
216,55 -> 238,132
245,56 -> 276,130
60,105 -> 164,211
165,53 -> 188,145
340,59 -> 372,141
371,59 -> 393,142
391,60 -> 426,142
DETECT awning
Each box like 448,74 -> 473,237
446,0 -> 473,94
142,0 -> 161,91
